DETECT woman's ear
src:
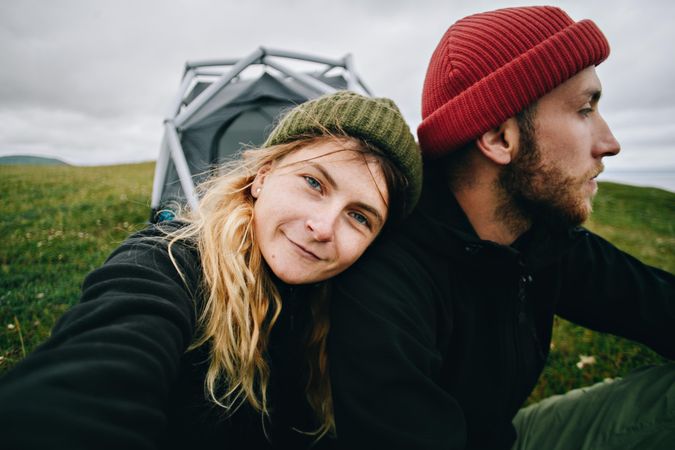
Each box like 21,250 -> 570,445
251,163 -> 272,199
475,117 -> 520,166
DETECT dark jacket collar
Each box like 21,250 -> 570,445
398,167 -> 582,271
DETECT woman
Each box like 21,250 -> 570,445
0,91 -> 422,449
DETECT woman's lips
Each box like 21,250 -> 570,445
286,235 -> 322,260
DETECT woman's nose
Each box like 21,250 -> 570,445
305,212 -> 337,242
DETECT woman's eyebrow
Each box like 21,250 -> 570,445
354,201 -> 385,227
308,161 -> 385,226
308,161 -> 338,188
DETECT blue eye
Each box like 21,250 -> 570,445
304,176 -> 322,191
350,211 -> 370,227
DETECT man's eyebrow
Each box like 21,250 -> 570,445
570,89 -> 601,107
585,89 -> 602,103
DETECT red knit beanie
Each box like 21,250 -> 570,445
418,6 -> 610,158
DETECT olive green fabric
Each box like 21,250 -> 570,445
265,91 -> 422,215
512,363 -> 675,450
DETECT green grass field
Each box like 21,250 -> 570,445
0,163 -> 673,403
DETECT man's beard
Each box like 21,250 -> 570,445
497,126 -> 601,231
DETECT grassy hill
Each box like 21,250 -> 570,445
0,155 -> 68,166
0,162 -> 673,403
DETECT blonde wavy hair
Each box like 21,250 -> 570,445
164,132 -> 407,439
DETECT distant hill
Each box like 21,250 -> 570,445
0,155 -> 69,166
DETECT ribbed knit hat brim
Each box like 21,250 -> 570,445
418,6 -> 610,158
265,91 -> 422,215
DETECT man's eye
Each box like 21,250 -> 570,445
579,107 -> 594,117
349,211 -> 370,228
304,176 -> 322,191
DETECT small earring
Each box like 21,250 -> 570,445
256,188 -> 261,195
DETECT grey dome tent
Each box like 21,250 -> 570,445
150,47 -> 372,222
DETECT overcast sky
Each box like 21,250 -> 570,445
1,0 -> 673,176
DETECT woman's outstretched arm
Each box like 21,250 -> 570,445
0,225 -> 199,450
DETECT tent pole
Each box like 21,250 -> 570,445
174,48 -> 265,128
318,65 -> 338,77
263,58 -> 336,95
166,69 -> 197,120
164,122 -> 199,212
262,48 -> 343,67
185,58 -> 239,69
355,75 -> 374,97
150,130 -> 171,210
343,54 -> 362,93
194,68 -> 229,77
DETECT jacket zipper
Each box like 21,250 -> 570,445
518,272 -> 546,362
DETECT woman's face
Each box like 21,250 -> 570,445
251,139 -> 389,285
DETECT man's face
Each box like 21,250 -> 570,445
500,66 -> 621,227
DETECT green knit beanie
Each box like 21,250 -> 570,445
264,91 -> 422,215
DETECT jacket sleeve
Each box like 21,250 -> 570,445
556,229 -> 675,358
0,228 -> 199,450
328,241 -> 466,450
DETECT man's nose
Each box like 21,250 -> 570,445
593,115 -> 621,158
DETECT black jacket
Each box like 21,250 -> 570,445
0,223 -> 334,450
328,170 -> 675,450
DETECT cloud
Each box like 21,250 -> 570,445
0,0 -> 673,172
0,106 -> 160,164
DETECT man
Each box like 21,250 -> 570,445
328,6 -> 674,450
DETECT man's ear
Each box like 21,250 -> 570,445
251,163 -> 272,198
475,117 -> 520,165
